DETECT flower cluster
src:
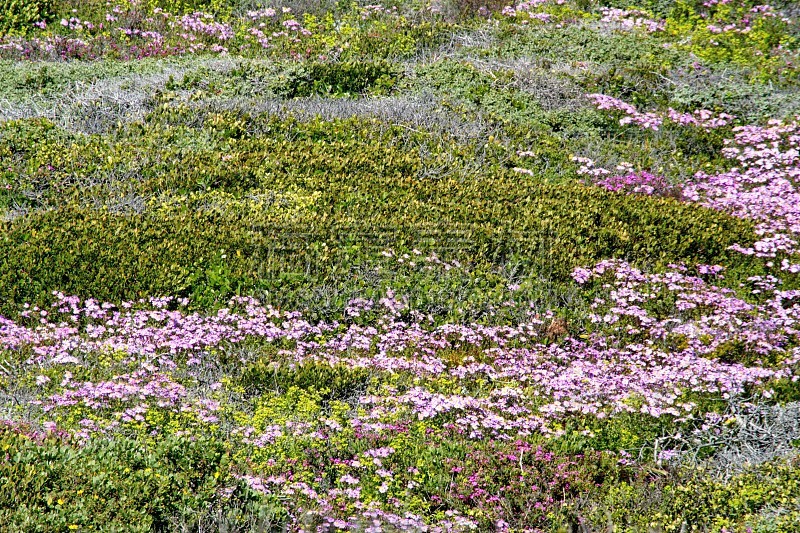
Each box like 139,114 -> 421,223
501,0 -> 564,22
587,94 -> 735,132
0,2 -> 402,60
682,118 -> 800,268
4,262 -> 796,442
587,95 -> 800,271
176,11 -> 234,41
571,156 -> 611,178
598,8 -> 665,33
3,265 -> 796,528
595,171 -> 681,198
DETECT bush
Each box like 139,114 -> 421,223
0,427 -> 263,531
240,360 -> 375,403
0,115 -> 759,315
0,0 -> 53,36
581,455 -> 800,532
266,60 -> 401,98
445,441 -> 630,530
0,178 -> 758,315
493,24 -> 684,104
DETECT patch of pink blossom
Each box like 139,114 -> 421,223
501,0 -> 563,20
598,8 -> 665,33
595,171 -> 682,198
683,117 -> 800,268
587,94 -> 735,132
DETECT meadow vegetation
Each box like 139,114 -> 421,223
1,0 -> 800,531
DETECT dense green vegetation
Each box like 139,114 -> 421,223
0,114 -> 758,317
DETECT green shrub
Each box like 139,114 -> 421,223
240,360 -> 375,403
143,0 -> 234,17
0,0 -> 53,36
0,179 -> 758,315
584,455 -> 800,532
415,60 -> 549,129
0,428 -> 266,531
0,115 -> 760,315
232,60 -> 401,98
493,24 -> 684,105
0,58 -> 191,99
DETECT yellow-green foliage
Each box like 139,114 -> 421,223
240,360 -> 374,402
0,113 -> 759,313
665,1 -> 798,81
594,456 -> 800,532
0,0 -> 53,36
0,428 -> 256,531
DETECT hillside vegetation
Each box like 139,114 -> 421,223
1,0 -> 800,531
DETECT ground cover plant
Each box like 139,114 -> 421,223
2,0 -> 800,531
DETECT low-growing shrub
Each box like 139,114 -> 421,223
493,24 -> 684,106
0,426 -> 266,531
0,115 -> 760,315
0,181 -> 759,314
0,0 -> 54,36
581,455 -> 800,532
445,440 -> 630,530
239,360 -> 375,403
265,60 -> 401,97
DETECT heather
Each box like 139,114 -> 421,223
2,0 -> 800,531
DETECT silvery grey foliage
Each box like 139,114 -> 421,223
649,398 -> 800,477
